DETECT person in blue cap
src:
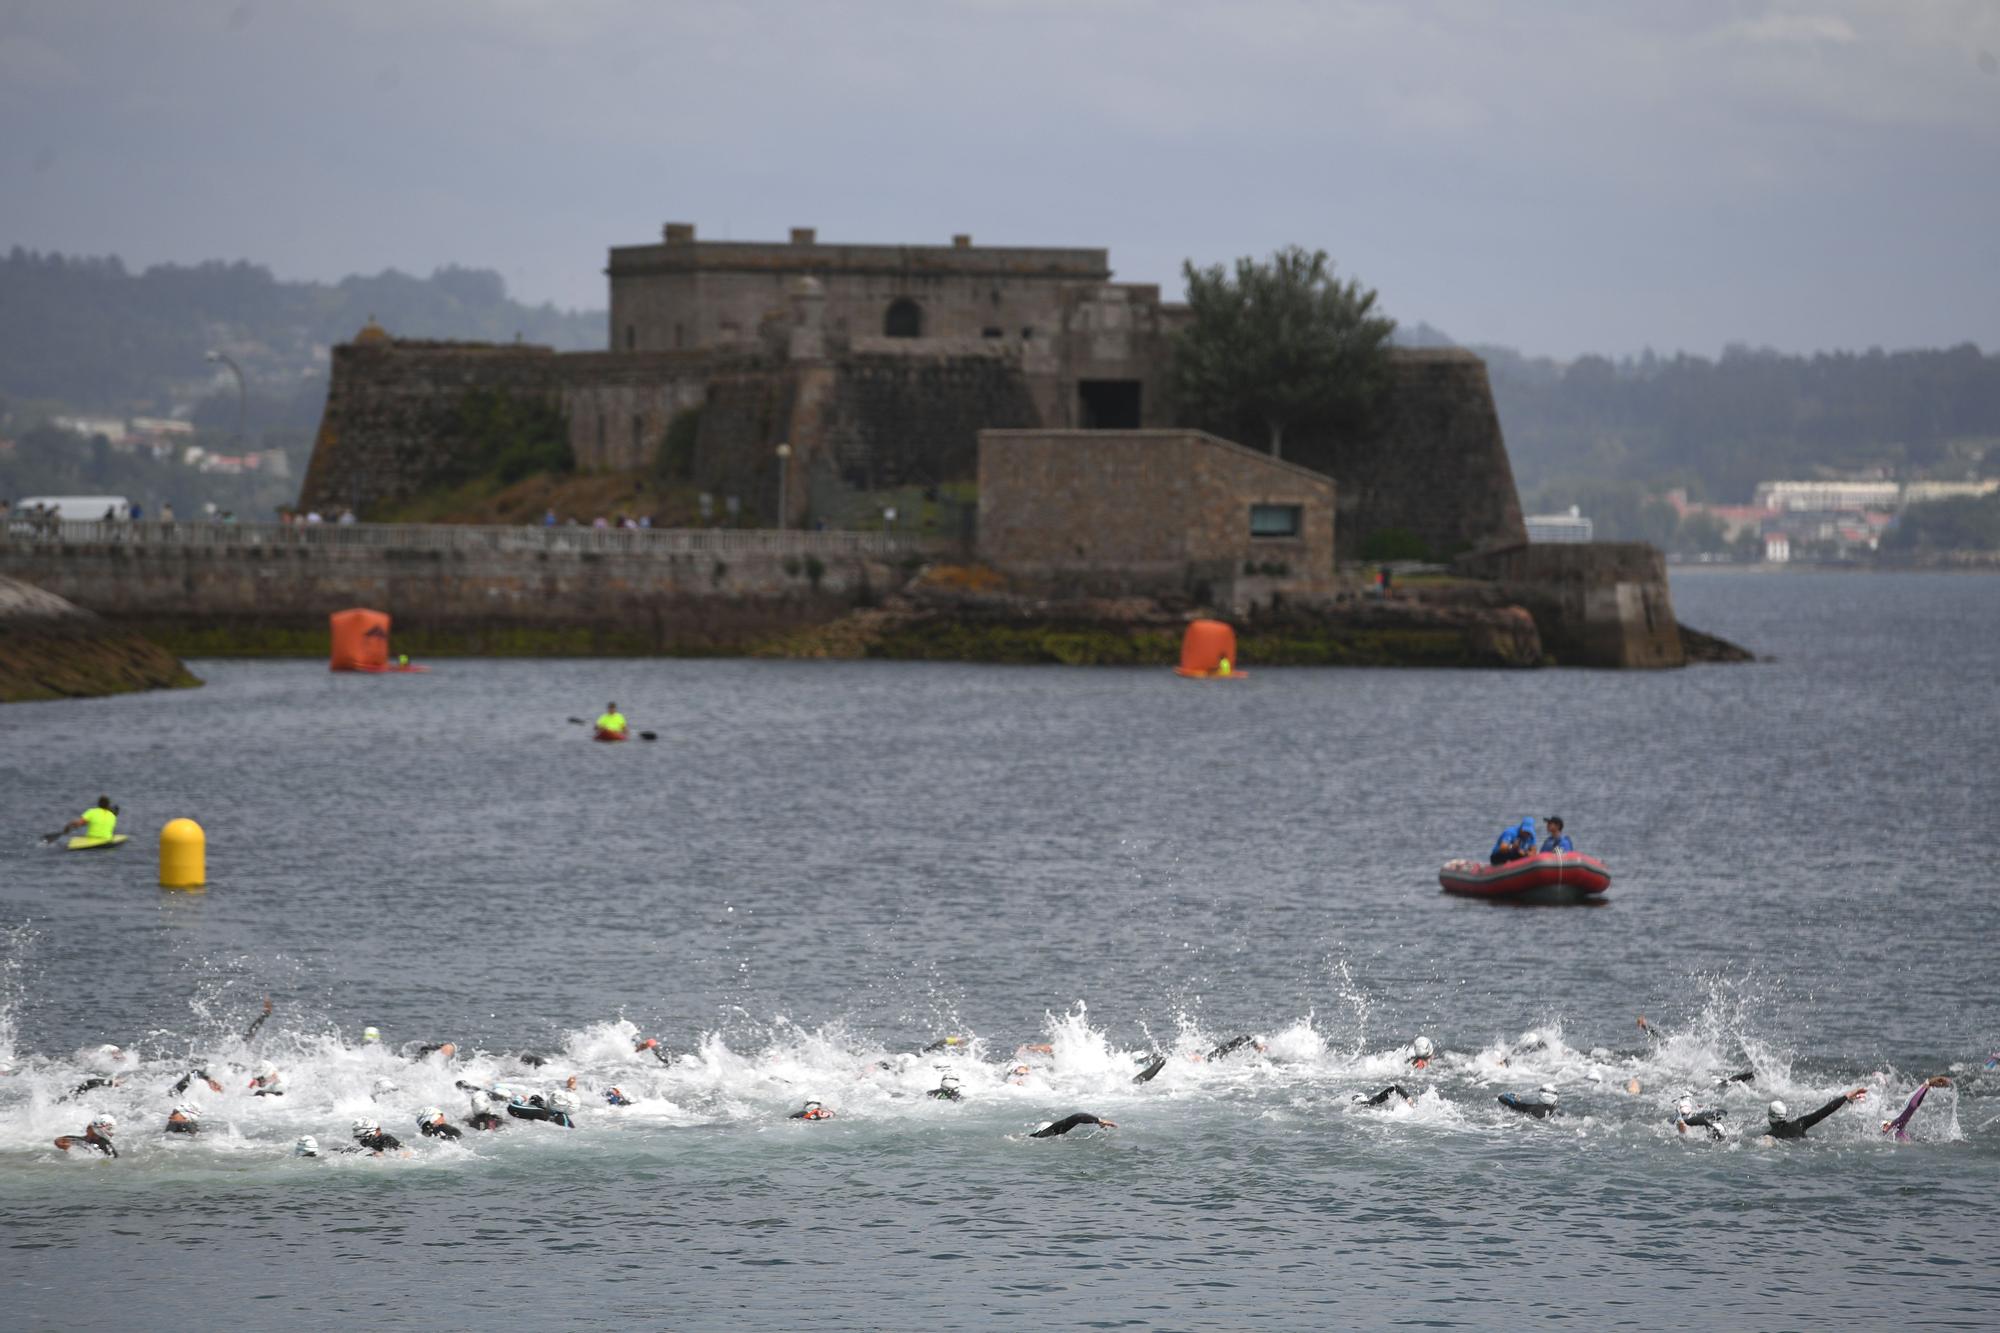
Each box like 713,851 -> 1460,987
1490,819 -> 1536,866
1539,817 -> 1574,853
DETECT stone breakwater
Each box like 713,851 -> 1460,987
0,576 -> 201,704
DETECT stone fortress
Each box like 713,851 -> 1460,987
301,222 -> 1527,566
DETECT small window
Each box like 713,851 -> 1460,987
982,326 -> 1004,339
1250,504 -> 1302,538
885,298 -> 923,338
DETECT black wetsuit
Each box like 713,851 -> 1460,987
1206,1036 -> 1259,1061
1496,1093 -> 1559,1118
506,1098 -> 575,1128
357,1130 -> 403,1153
165,1117 -> 201,1136
1716,1070 -> 1757,1086
1679,1107 -> 1726,1140
414,1043 -> 455,1059
1132,1054 -> 1167,1085
469,1110 -> 505,1131
419,1121 -> 463,1140
927,1085 -> 963,1102
67,1075 -> 120,1099
1358,1084 -> 1411,1107
921,1037 -> 967,1055
57,1130 -> 117,1157
1031,1113 -> 1110,1138
242,1008 -> 271,1044
788,1106 -> 833,1121
168,1069 -> 214,1096
516,1052 -> 549,1068
1767,1095 -> 1851,1140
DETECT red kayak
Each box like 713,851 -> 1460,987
1439,851 -> 1612,904
593,728 -> 629,743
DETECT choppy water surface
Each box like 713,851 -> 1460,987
2,570 -> 1996,1329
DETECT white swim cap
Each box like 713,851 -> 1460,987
95,1043 -> 126,1062
257,1061 -> 281,1080
294,1135 -> 319,1157
415,1106 -> 443,1127
361,1026 -> 381,1043
1768,1100 -> 1788,1121
1537,1084 -> 1559,1105
371,1077 -> 399,1096
1588,1047 -> 1612,1060
351,1118 -> 380,1139
1413,1036 -> 1435,1058
1676,1098 -> 1694,1118
1520,1031 -> 1542,1047
89,1114 -> 116,1134
548,1090 -> 580,1114
172,1102 -> 201,1120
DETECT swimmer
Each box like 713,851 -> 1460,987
927,1075 -> 964,1102
1007,1064 -> 1035,1086
1880,1076 -> 1951,1141
922,1036 -> 970,1055
1764,1088 -> 1866,1141
466,1092 -> 506,1131
1017,1043 -> 1054,1057
603,1086 -> 635,1107
1674,1096 -> 1726,1140
1407,1036 -> 1436,1069
789,1100 -> 834,1121
167,1068 -> 224,1096
247,1061 -> 285,1097
1713,1070 -> 1758,1088
1353,1085 -> 1413,1108
293,1135 -> 321,1158
1497,1084 -> 1561,1118
514,1051 -> 551,1069
411,1042 -> 458,1061
351,1117 -> 406,1154
634,1036 -> 675,1065
1502,1031 -> 1549,1065
1203,1035 -> 1267,1061
241,996 -> 274,1043
1132,1053 -> 1167,1085
1030,1112 -> 1116,1138
66,1074 -> 124,1099
371,1077 -> 401,1100
507,1089 -> 580,1128
361,1026 -> 381,1046
414,1106 -> 464,1141
165,1103 -> 203,1136
54,1114 -> 117,1157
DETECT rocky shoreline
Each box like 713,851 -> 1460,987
0,576 -> 202,704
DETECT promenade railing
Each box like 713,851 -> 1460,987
0,517 -> 957,559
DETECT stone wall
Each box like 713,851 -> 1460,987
1453,541 -> 1684,668
1285,349 -> 1527,562
978,429 -> 1335,607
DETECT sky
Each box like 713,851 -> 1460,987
2,0 -> 1997,358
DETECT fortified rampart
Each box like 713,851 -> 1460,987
1454,542 -> 1685,668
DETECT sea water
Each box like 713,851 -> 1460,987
0,570 -> 1995,1328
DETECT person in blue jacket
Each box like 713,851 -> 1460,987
1539,817 -> 1573,853
1490,819 -> 1536,866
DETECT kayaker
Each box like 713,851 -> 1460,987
1030,1112 -> 1116,1138
62,796 -> 118,843
1880,1076 -> 1951,1141
1497,1084 -> 1560,1118
54,1115 -> 118,1157
1763,1088 -> 1866,1141
1539,817 -> 1574,853
594,702 -> 628,736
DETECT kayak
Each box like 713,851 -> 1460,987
593,728 -> 629,743
1439,851 -> 1611,904
67,835 -> 129,852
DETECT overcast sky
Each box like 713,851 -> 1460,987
3,0 -> 1996,357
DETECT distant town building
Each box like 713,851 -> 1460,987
51,415 -> 128,444
1902,479 -> 2000,506
1753,480 -> 1900,512
1525,506 -> 1593,543
1763,533 -> 1791,563
129,417 -> 194,438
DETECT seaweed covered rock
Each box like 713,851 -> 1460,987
0,576 -> 201,704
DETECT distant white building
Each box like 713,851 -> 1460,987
1753,480 -> 1899,512
1902,479 -> 2000,507
51,415 -> 128,444
1525,505 -> 1593,543
1764,533 -> 1791,563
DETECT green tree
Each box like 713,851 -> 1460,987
1171,246 -> 1395,459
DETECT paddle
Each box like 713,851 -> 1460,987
40,828 -> 69,844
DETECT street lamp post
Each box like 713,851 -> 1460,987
205,350 -> 246,450
775,441 -> 792,530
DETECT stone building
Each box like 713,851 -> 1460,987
978,429 -> 1336,609
302,222 -> 1526,562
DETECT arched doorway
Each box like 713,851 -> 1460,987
884,298 -> 923,338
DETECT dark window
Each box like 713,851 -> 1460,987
884,298 -> 923,338
625,324 -> 636,351
632,414 -> 644,454
1021,326 -> 1034,340
1250,504 -> 1302,538
982,326 -> 1004,339
1078,379 -> 1142,429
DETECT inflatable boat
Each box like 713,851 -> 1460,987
1438,851 -> 1611,904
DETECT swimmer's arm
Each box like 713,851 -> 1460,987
242,996 -> 273,1042
1798,1089 -> 1865,1131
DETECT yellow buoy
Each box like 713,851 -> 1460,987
160,818 -> 206,890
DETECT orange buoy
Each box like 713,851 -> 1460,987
1175,619 -> 1243,678
329,608 -> 392,672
